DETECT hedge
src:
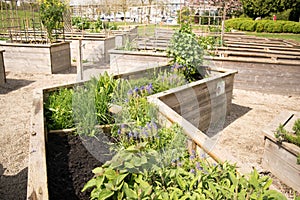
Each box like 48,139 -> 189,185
225,18 -> 300,33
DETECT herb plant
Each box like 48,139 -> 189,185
167,23 -> 205,82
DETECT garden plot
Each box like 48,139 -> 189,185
27,66 -> 239,199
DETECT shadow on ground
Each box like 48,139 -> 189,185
224,103 -> 252,129
0,79 -> 34,94
0,164 -> 28,200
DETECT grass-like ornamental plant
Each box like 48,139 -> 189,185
275,118 -> 300,164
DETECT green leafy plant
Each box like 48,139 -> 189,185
167,23 -> 205,82
225,18 -> 300,33
275,119 -> 300,164
44,88 -> 74,130
39,0 -> 66,43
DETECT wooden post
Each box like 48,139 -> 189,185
77,39 -> 83,81
221,4 -> 227,47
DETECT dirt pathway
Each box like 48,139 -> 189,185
0,72 -> 76,200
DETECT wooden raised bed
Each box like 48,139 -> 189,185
147,68 -> 252,173
27,67 -> 237,199
0,42 -> 71,74
65,26 -> 138,65
0,50 -> 6,85
262,111 -> 300,192
109,49 -> 170,74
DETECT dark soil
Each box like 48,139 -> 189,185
46,132 -> 105,200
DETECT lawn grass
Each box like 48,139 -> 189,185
246,32 -> 300,44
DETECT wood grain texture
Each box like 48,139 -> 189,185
27,90 -> 49,200
262,111 -> 300,192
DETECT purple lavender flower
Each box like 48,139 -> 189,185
190,169 -> 196,174
191,150 -> 196,156
128,132 -> 133,138
190,155 -> 196,160
140,85 -> 145,91
196,162 -> 203,171
127,90 -> 133,97
151,121 -> 158,130
117,129 -> 121,135
146,83 -> 153,94
177,162 -> 183,167
133,86 -> 139,93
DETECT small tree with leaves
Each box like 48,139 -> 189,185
39,0 -> 66,43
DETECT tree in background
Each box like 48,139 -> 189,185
241,0 -> 300,21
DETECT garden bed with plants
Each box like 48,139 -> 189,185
27,24 -> 286,200
263,111 -> 300,192
28,66 -> 288,200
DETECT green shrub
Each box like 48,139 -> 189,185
293,23 -> 300,34
272,21 -> 285,33
283,22 -> 295,32
225,18 -> 300,34
255,20 -> 267,32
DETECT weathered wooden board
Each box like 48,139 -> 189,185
109,49 -> 170,74
0,50 -> 6,85
0,42 -> 71,74
27,90 -> 49,200
149,69 -> 252,174
262,111 -> 300,193
210,59 -> 300,95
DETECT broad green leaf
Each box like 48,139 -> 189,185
104,168 -> 117,180
82,178 -> 96,192
97,189 -> 114,200
115,173 -> 128,186
123,182 -> 138,199
92,167 -> 104,175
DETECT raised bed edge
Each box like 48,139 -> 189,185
27,67 -> 238,200
262,111 -> 300,192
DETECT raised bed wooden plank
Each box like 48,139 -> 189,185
215,50 -> 300,60
215,47 -> 300,56
225,43 -> 300,52
262,111 -> 300,192
27,90 -> 49,200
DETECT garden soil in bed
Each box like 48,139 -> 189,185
46,132 -> 104,200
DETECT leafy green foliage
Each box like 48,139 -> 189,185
167,24 -> 204,82
72,16 -> 118,32
276,119 -> 300,165
241,0 -> 300,21
177,6 -> 193,25
39,0 -> 66,43
45,88 -> 74,130
84,140 -> 286,200
225,18 -> 300,33
45,72 -> 117,133
72,16 -> 91,30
